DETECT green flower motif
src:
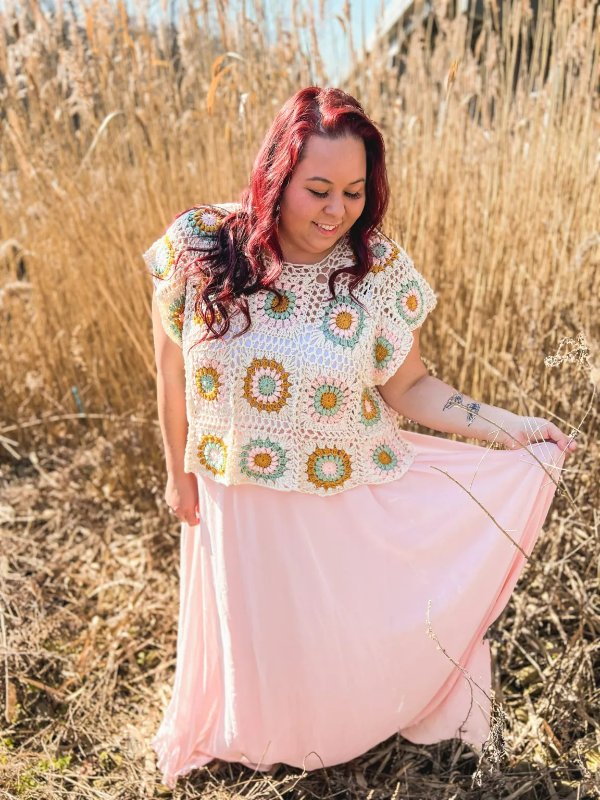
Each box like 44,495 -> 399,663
187,206 -> 226,237
360,387 -> 381,427
258,375 -> 277,396
307,446 -> 352,490
201,374 -> 215,392
313,384 -> 344,417
373,335 -> 394,370
395,279 -> 425,326
239,437 -> 288,482
369,237 -> 399,274
372,444 -> 398,472
195,363 -> 221,402
321,295 -> 365,349
167,294 -> 186,343
198,434 -> 227,476
263,289 -> 297,322
152,235 -> 176,279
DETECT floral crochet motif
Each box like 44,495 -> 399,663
195,363 -> 221,402
371,443 -> 399,471
395,279 -> 426,327
188,206 -> 227,236
240,437 -> 288,482
167,295 -> 186,341
307,376 -> 350,423
198,434 -> 227,476
369,237 -> 399,274
321,295 -> 365,349
243,357 -> 292,412
360,387 -> 382,427
262,289 -> 297,322
143,203 -> 438,495
373,335 -> 394,370
307,446 -> 352,490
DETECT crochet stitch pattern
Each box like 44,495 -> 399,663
143,203 -> 438,496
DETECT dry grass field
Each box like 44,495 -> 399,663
0,0 -> 599,797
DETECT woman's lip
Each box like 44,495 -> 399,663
313,221 -> 341,235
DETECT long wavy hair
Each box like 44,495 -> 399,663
181,86 -> 390,342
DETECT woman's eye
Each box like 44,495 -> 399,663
308,189 -> 362,199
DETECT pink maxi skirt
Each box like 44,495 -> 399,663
152,429 -> 566,787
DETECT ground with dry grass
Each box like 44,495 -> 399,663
1,0 -> 599,797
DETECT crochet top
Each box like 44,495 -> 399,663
143,202 -> 438,496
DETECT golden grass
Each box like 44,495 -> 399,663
0,0 -> 599,797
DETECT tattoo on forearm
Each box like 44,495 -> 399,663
465,401 -> 481,426
443,393 -> 481,427
443,393 -> 463,411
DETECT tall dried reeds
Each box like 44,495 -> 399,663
0,0 -> 598,797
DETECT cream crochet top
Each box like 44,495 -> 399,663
143,202 -> 438,495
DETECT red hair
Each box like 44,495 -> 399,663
183,86 -> 390,341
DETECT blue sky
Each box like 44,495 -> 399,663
29,0 -> 390,76
308,0 -> 389,83
141,0 -> 390,85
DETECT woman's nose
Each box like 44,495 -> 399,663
324,195 -> 344,219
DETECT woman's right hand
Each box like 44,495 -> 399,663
165,471 -> 201,526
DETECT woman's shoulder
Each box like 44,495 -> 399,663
365,227 -> 438,330
366,227 -> 414,278
143,202 -> 236,282
166,201 -> 239,243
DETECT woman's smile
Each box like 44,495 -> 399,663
276,133 -> 367,264
313,221 -> 341,236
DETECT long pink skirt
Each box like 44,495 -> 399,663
152,430 -> 566,787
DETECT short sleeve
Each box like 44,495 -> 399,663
143,205 -> 230,348
368,230 -> 438,386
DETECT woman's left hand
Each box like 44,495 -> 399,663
494,413 -> 578,456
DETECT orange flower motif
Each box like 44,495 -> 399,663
242,357 -> 291,412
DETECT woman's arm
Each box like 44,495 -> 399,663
377,329 -> 577,453
152,294 -> 187,476
152,295 -> 201,525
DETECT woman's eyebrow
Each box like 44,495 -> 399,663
306,176 -> 366,185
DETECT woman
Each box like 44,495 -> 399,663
143,86 -> 575,787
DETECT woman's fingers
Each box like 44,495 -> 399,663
553,424 -> 578,453
184,503 -> 201,527
509,417 -> 577,456
534,418 -> 577,453
167,500 -> 201,526
166,474 -> 202,526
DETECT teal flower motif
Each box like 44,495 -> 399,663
187,206 -> 225,237
263,289 -> 297,322
258,375 -> 277,396
195,362 -> 221,401
321,295 -> 365,349
373,335 -> 394,371
201,374 -> 215,393
243,357 -> 291,412
395,279 -> 425,326
360,387 -> 381,427
307,446 -> 352,490
372,444 -> 398,472
152,235 -> 177,279
198,434 -> 227,476
369,236 -> 399,274
308,377 -> 349,422
167,293 -> 186,343
240,437 -> 288,482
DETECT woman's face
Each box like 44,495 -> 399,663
277,134 -> 367,265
